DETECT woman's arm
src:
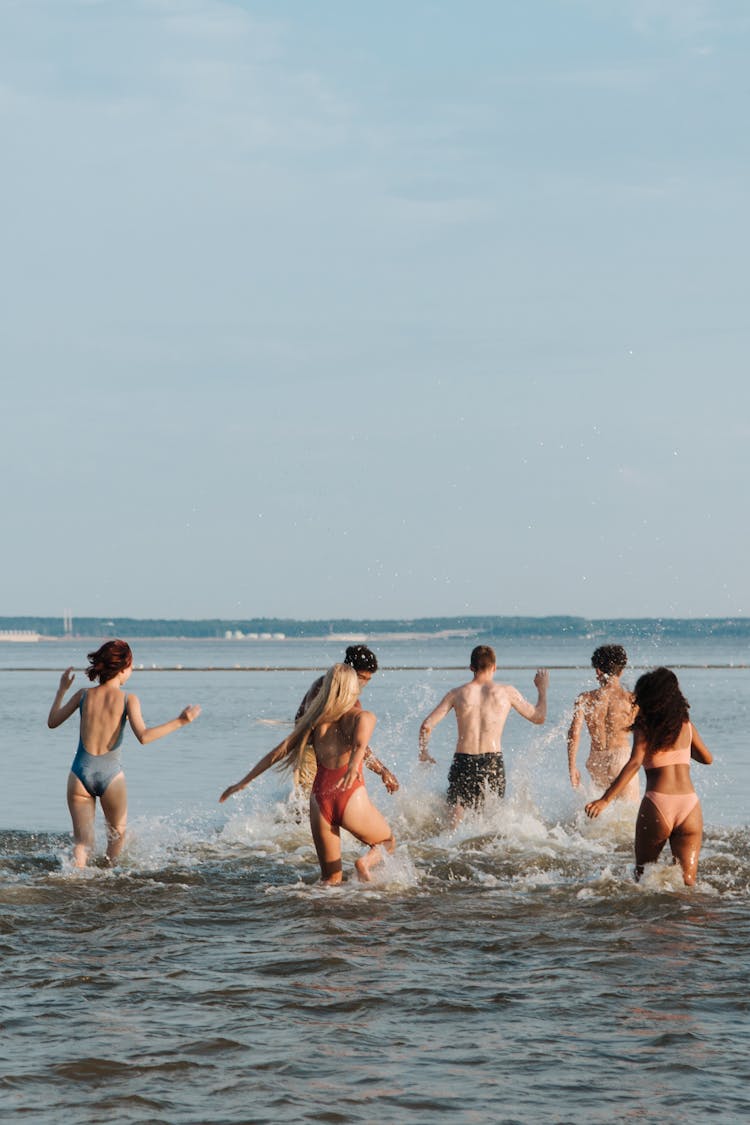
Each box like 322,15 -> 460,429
219,740 -> 290,803
47,668 -> 84,728
335,711 -> 377,790
690,725 -> 713,765
127,694 -> 201,745
585,737 -> 644,818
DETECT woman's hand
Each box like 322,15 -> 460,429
219,781 -> 246,803
585,798 -> 608,819
334,765 -> 361,791
181,705 -> 201,723
59,667 -> 75,692
570,767 -> 581,788
48,671 -> 83,728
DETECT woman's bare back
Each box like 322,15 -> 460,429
79,684 -> 128,755
313,708 -> 371,769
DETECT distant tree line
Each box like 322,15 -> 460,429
1,616 -> 749,639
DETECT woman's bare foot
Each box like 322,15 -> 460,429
355,846 -> 382,881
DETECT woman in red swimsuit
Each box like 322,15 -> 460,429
585,667 -> 713,885
219,664 -> 395,884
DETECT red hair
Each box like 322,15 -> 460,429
86,639 -> 132,683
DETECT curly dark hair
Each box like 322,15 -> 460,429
591,644 -> 627,677
631,667 -> 690,753
344,645 -> 378,673
86,639 -> 133,683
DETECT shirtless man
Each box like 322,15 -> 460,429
294,645 -> 398,796
567,644 -> 639,802
418,645 -> 548,825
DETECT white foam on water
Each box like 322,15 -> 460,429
28,732 -> 747,897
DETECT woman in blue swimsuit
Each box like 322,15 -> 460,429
48,639 -> 201,868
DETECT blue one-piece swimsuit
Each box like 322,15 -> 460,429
70,691 -> 128,797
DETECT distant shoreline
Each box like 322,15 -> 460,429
2,615 -> 749,643
8,630 -> 479,643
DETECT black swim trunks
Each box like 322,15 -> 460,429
447,752 -> 506,808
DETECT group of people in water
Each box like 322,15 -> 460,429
48,639 -> 713,886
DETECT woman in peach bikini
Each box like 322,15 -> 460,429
586,667 -> 713,885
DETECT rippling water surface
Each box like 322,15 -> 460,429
2,636 -> 749,1123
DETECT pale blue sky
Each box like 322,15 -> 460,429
2,1 -> 748,620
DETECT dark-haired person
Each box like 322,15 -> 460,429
419,645 -> 548,826
293,645 -> 398,797
47,639 -> 201,868
567,644 -> 639,802
585,667 -> 712,885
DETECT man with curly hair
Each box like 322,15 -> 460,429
567,644 -> 639,802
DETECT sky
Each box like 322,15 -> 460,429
1,0 -> 749,621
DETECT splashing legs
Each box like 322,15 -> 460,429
309,794 -> 344,884
101,774 -> 128,866
66,772 -> 95,868
355,835 -> 396,882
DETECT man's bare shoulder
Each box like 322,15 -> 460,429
610,683 -> 636,716
600,681 -> 635,709
494,681 -> 525,700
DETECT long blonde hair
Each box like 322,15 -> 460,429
271,663 -> 361,774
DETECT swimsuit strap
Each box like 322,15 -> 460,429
679,720 -> 692,751
113,694 -> 128,748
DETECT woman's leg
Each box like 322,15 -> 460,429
100,773 -> 128,865
339,787 -> 395,882
309,794 -> 344,884
66,773 -> 96,868
669,801 -> 703,886
634,796 -> 669,880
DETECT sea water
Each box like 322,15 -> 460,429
1,633 -> 749,1123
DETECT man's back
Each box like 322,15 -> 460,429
581,679 -> 635,754
419,652 -> 548,824
451,680 -> 520,756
